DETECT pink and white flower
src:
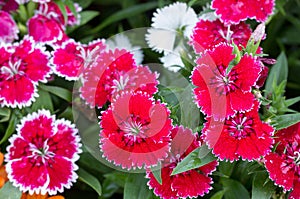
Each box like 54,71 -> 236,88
0,36 -> 51,108
5,109 -> 81,195
0,11 -> 19,43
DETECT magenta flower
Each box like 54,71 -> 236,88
100,91 -> 172,169
147,126 -> 218,199
51,39 -> 106,81
191,43 -> 261,120
203,101 -> 274,161
0,36 -> 51,108
0,11 -> 19,43
190,19 -> 251,53
211,0 -> 275,24
5,109 -> 81,195
265,122 -> 300,198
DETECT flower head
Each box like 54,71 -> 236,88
5,110 -> 81,195
0,36 -> 51,108
147,126 -> 218,199
0,11 -> 19,43
100,91 -> 172,169
191,43 -> 261,120
203,101 -> 274,161
211,0 -> 275,24
265,122 -> 300,197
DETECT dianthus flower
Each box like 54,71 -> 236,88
147,126 -> 218,198
80,49 -> 158,108
5,110 -> 81,195
191,43 -> 261,120
100,91 -> 172,169
0,0 -> 18,12
203,101 -> 274,161
211,0 -> 275,24
265,122 -> 300,198
0,11 -> 19,43
51,39 -> 106,80
190,19 -> 251,53
0,36 -> 51,108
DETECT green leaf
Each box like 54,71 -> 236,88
124,173 -> 152,199
150,164 -> 162,185
285,96 -> 300,107
171,146 -> 216,175
74,0 -> 93,9
211,190 -> 225,199
78,168 -> 102,196
272,113 -> 300,130
54,0 -> 68,26
31,89 -> 54,112
252,171 -> 276,199
67,11 -> 100,34
222,178 -> 250,199
0,182 -> 22,199
39,84 -> 72,102
264,52 -> 288,96
219,161 -> 237,177
104,171 -> 128,187
0,113 -> 17,144
91,2 -> 158,33
0,108 -> 11,123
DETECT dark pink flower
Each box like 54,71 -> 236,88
211,0 -> 275,24
0,11 -> 18,43
5,109 -> 81,195
0,36 -> 51,108
51,39 -> 106,80
265,122 -> 300,197
0,0 -> 18,12
190,19 -> 251,53
80,48 -> 158,108
147,126 -> 218,199
203,101 -> 274,161
100,91 -> 172,169
191,43 -> 261,120
38,2 -> 82,27
28,14 -> 65,44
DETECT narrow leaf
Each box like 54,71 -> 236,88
222,178 -> 250,199
124,173 -> 152,199
272,113 -> 300,130
285,96 -> 300,107
54,0 -> 68,26
265,52 -> 288,96
31,89 -> 53,112
0,113 -> 17,144
211,190 -> 225,199
0,182 -> 22,199
78,168 -> 102,196
150,163 -> 162,185
252,171 -> 276,199
39,84 -> 72,102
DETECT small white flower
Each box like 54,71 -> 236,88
199,3 -> 218,21
146,2 -> 197,54
160,45 -> 185,72
106,34 -> 144,65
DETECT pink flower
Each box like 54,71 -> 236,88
0,36 -> 51,108
38,2 -> 82,27
190,19 -> 251,53
203,101 -> 274,161
0,0 -> 19,13
5,109 -> 81,195
147,126 -> 218,199
51,39 -> 106,81
211,0 -> 275,24
100,91 -> 172,169
0,11 -> 19,43
80,48 -> 158,108
28,14 -> 65,44
191,43 -> 261,120
265,122 -> 300,197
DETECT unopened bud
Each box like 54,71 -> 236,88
251,23 -> 266,43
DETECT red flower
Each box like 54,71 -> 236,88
265,122 -> 300,197
5,109 -> 81,195
51,39 -> 106,81
38,2 -> 82,27
0,11 -> 19,43
191,43 -> 261,120
147,126 -> 218,199
0,36 -> 51,108
211,0 -> 275,24
28,14 -> 65,45
80,49 -> 158,108
190,19 -> 251,53
203,101 -> 274,161
100,91 -> 172,169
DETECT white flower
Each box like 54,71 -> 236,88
106,34 -> 144,65
160,45 -> 185,72
146,2 -> 197,54
199,3 -> 218,21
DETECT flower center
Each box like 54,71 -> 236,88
1,60 -> 23,79
210,68 -> 238,95
78,45 -> 101,68
112,75 -> 130,92
281,143 -> 300,175
123,120 -> 143,135
226,114 -> 254,139
30,140 -> 54,159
